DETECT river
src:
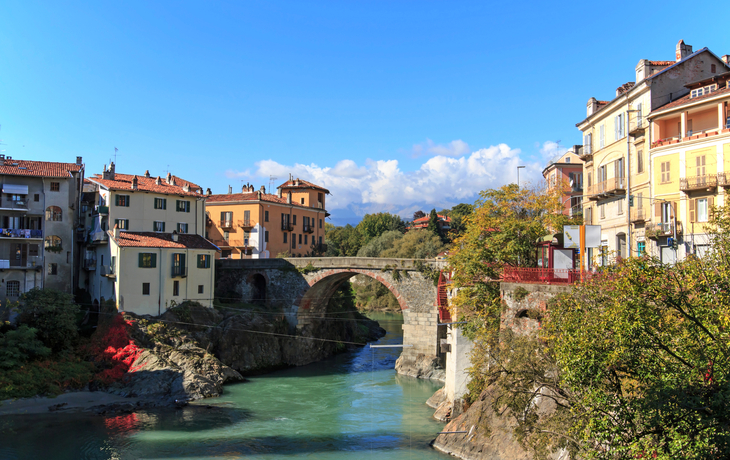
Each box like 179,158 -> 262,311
0,313 -> 453,460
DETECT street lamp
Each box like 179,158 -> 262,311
517,166 -> 525,188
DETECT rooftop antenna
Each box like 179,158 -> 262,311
269,175 -> 277,192
114,147 -> 118,165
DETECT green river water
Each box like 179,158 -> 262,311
0,313 -> 453,460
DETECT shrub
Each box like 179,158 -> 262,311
15,289 -> 80,353
0,325 -> 51,369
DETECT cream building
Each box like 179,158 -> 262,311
79,162 -> 212,314
577,40 -> 729,267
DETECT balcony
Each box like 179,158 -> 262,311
101,264 -> 115,278
0,229 -> 42,239
89,231 -> 108,244
281,221 -> 293,231
171,266 -> 187,278
219,220 -> 234,229
502,267 -> 589,285
630,208 -> 647,223
303,223 -> 314,233
238,219 -> 255,229
579,144 -> 593,161
0,200 -> 29,211
719,172 -> 730,187
680,174 -> 718,192
646,221 -> 683,239
83,259 -> 97,271
651,136 -> 682,148
587,177 -> 625,200
0,258 -> 41,269
95,205 -> 109,216
629,118 -> 647,135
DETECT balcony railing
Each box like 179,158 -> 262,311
219,220 -> 234,229
630,208 -> 647,223
238,219 -> 254,229
0,200 -> 29,210
502,267 -> 588,285
90,231 -> 108,244
171,266 -> 187,278
95,205 -> 109,215
0,229 -> 42,239
83,259 -> 97,270
629,118 -> 647,134
719,172 -> 730,187
606,176 -> 626,194
680,174 -> 717,192
647,221 -> 683,238
281,221 -> 293,231
303,223 -> 314,233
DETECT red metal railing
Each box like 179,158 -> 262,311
437,271 -> 451,323
502,267 -> 584,285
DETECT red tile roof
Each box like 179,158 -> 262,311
112,231 -> 219,250
205,191 -> 323,210
616,82 -> 635,95
412,214 -> 451,224
89,173 -> 203,197
0,159 -> 83,178
648,60 -> 675,66
651,85 -> 730,115
278,179 -> 330,194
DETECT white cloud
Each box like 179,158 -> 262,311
539,140 -> 569,162
412,139 -> 470,157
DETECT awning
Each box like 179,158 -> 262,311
2,184 -> 28,195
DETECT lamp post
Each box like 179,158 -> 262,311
517,165 -> 525,188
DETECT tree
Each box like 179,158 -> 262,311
426,209 -> 440,236
15,289 -> 80,353
381,229 -> 444,259
325,224 -> 363,257
356,230 -> 403,257
413,210 -> 426,221
447,203 -> 474,239
356,212 -> 406,246
0,325 -> 51,369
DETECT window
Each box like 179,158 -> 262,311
697,198 -> 709,222
299,233 -> 302,244
615,113 -> 624,140
660,161 -> 671,183
600,242 -> 609,267
138,253 -> 157,268
691,84 -> 718,98
637,150 -> 644,173
712,64 -> 717,73
636,103 -> 643,126
637,193 -> 643,210
265,211 -> 269,222
114,219 -> 129,230
223,231 -> 229,241
637,241 -> 646,256
172,253 -> 186,278
600,203 -> 606,219
28,244 -> 38,257
50,182 -> 60,192
154,221 -> 165,232
173,280 -> 180,296
44,235 -> 62,250
6,281 -> 19,297
47,263 -> 57,275
34,194 -> 39,202
283,233 -> 287,243
565,157 -> 570,163
45,206 -> 62,221
177,223 -> 188,233
319,219 -> 322,229
243,230 -> 250,246
198,285 -> 204,294
319,236 -> 322,245
618,197 -> 624,215
599,124 -> 605,149
221,250 -> 231,258
292,215 -> 297,225
696,155 -> 706,177
142,283 -> 150,295
265,230 -> 269,243
304,234 -> 308,244
220,211 -> 232,225
176,200 -> 190,212
197,254 -> 211,268
301,198 -> 305,204
661,202 -> 673,224
115,194 -> 130,207
292,234 -> 296,248
583,133 -> 592,154
154,198 -> 167,210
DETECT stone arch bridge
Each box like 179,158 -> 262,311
215,257 -> 447,378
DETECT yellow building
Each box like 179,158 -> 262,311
577,40 -> 729,267
647,70 -> 730,262
80,162 -> 212,314
205,177 -> 329,258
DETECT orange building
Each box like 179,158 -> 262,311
205,177 -> 329,258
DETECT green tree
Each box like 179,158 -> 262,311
325,224 -> 363,257
0,325 -> 51,369
355,212 -> 405,246
413,210 -> 426,221
356,230 -> 403,257
381,229 -> 444,259
447,203 -> 474,240
15,289 -> 80,353
426,209 -> 440,236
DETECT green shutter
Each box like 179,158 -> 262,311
151,253 -> 157,268
138,253 -> 144,267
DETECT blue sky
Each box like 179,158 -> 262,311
1,1 -> 727,224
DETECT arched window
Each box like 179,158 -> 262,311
45,206 -> 62,221
45,235 -> 62,251
6,281 -> 20,297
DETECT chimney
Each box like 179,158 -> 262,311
676,39 -> 693,62
287,192 -> 292,204
260,185 -> 266,193
76,156 -> 82,165
277,187 -> 282,198
257,190 -> 261,200
587,97 -> 599,117
295,178 -> 300,186
172,230 -> 178,242
183,183 -> 190,192
228,185 -> 232,194
113,223 -> 120,240
170,177 -> 176,186
131,175 -> 138,190
206,187 -> 212,196
722,55 -> 730,65
155,176 -> 161,185
144,170 -> 150,178
103,162 -> 116,180
166,172 -> 172,184
242,184 -> 247,193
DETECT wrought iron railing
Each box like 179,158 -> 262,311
680,174 -> 718,191
502,267 -> 586,285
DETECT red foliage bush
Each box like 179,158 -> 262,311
87,314 -> 144,384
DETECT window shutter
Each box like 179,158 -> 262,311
655,202 -> 662,221
672,201 -> 678,221
138,253 -> 144,267
709,196 -> 714,213
689,199 -> 695,222
151,254 -> 157,268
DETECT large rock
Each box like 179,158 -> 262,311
395,352 -> 445,381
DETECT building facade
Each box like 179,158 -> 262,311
646,70 -> 730,263
577,40 -> 729,267
0,156 -> 84,303
79,162 -> 209,312
542,147 -> 584,217
205,177 -> 328,259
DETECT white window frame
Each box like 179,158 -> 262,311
599,124 -> 605,149
154,221 -> 165,232
697,198 -> 709,223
